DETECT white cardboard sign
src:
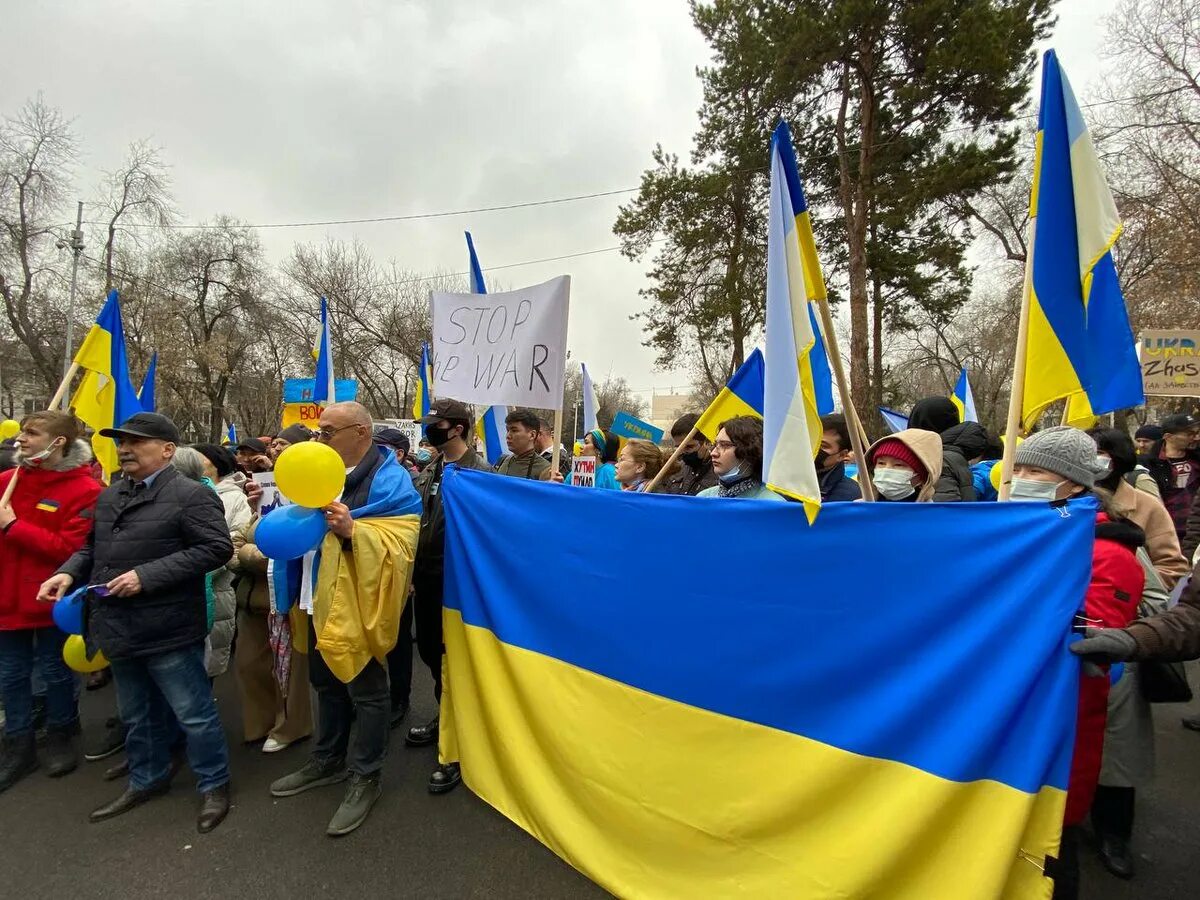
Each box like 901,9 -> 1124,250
571,457 -> 596,488
431,275 -> 570,407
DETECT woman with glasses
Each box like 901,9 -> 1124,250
697,416 -> 783,501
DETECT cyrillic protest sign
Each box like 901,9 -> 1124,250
253,472 -> 290,517
611,411 -> 664,444
281,377 -> 359,427
1141,330 -> 1200,397
431,275 -> 570,408
571,457 -> 596,487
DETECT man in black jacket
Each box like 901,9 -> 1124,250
38,412 -> 234,833
660,413 -> 718,496
403,399 -> 491,794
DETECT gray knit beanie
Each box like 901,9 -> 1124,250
1014,426 -> 1100,489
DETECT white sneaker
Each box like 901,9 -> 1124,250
262,737 -> 291,754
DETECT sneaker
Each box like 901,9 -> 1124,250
326,773 -> 382,836
269,760 -> 348,798
261,737 -> 291,754
84,717 -> 126,762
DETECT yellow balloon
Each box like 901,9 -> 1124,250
0,419 -> 19,440
274,440 -> 347,508
63,635 -> 108,673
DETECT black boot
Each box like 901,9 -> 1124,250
1092,785 -> 1135,880
0,733 -> 38,793
43,725 -> 80,778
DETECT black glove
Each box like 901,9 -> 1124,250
1070,627 -> 1137,664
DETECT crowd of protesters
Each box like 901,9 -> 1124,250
0,398 -> 1198,899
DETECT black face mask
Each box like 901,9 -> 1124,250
425,425 -> 455,448
681,450 -> 703,468
815,449 -> 830,469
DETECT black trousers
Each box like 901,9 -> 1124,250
308,619 -> 390,777
1051,824 -> 1080,900
387,600 -> 414,711
412,570 -> 445,700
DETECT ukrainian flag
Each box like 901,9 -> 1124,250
69,290 -> 145,477
412,341 -> 432,420
138,351 -> 157,412
693,349 -> 764,440
466,230 -> 487,294
474,404 -> 508,465
439,468 -> 1090,899
951,366 -> 978,423
763,122 -> 822,520
580,361 -> 598,434
1022,50 -> 1143,428
313,297 -> 336,405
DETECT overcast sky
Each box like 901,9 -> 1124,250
4,0 -> 1122,402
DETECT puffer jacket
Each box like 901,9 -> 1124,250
1065,509 -> 1145,826
59,465 -> 233,661
864,429 -> 944,502
207,478 -> 253,676
230,517 -> 271,614
0,440 -> 102,630
907,401 -> 980,502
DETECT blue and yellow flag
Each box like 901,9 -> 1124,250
137,351 -> 157,412
951,366 -> 978,423
1022,50 -> 1143,427
440,469 -> 1090,899
466,230 -> 487,295
763,122 -> 822,519
69,290 -> 145,477
313,297 -> 336,406
694,349 -> 764,440
412,341 -> 432,420
474,404 -> 508,465
879,406 -> 910,434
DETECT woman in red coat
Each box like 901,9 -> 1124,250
1012,427 -> 1145,900
0,410 -> 102,792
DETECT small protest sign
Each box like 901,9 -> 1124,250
610,411 -> 665,445
431,275 -> 570,408
571,457 -> 596,487
253,472 -> 290,517
1141,330 -> 1200,398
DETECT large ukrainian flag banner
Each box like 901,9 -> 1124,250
70,290 -> 144,478
441,469 -> 1089,899
1022,50 -> 1143,427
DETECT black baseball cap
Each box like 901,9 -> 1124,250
373,428 -> 411,451
235,437 -> 269,454
1161,414 -> 1199,434
100,412 -> 181,444
418,398 -> 473,425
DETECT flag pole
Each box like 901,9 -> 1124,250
645,425 -> 698,494
999,259 -> 1035,501
48,361 -> 81,412
814,299 -> 875,501
549,406 -> 565,475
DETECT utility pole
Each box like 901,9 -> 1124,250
61,200 -> 84,409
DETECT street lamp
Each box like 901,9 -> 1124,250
59,201 -> 84,409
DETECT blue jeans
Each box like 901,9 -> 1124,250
110,644 -> 230,794
0,627 -> 77,738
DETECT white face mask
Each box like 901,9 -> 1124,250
1010,476 -> 1063,502
873,466 -> 916,500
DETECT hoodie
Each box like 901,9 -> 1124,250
908,399 -> 978,501
865,429 -> 944,502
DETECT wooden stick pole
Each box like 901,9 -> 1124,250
999,256 -> 1035,501
48,361 -> 80,412
814,298 -> 876,501
645,424 -> 698,494
549,406 -> 565,476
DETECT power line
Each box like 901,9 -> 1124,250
70,87 -> 1189,234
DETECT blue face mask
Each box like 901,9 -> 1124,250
416,448 -> 433,464
718,465 -> 746,486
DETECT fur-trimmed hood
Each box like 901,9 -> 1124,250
17,438 -> 94,472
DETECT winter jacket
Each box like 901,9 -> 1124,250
1108,479 -> 1190,589
0,440 -> 102,631
661,456 -> 719,497
818,461 -> 861,502
906,399 -> 970,501
1141,442 -> 1200,537
864,429 -> 944,502
207,478 -> 253,677
971,460 -> 999,501
59,464 -> 234,661
413,447 -> 492,577
494,450 -> 552,481
1182,487 -> 1200,564
1125,559 -> 1200,662
1065,509 -> 1145,826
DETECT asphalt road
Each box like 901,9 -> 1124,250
4,659 -> 1198,899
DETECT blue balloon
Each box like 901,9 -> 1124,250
53,586 -> 87,635
255,505 -> 329,560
